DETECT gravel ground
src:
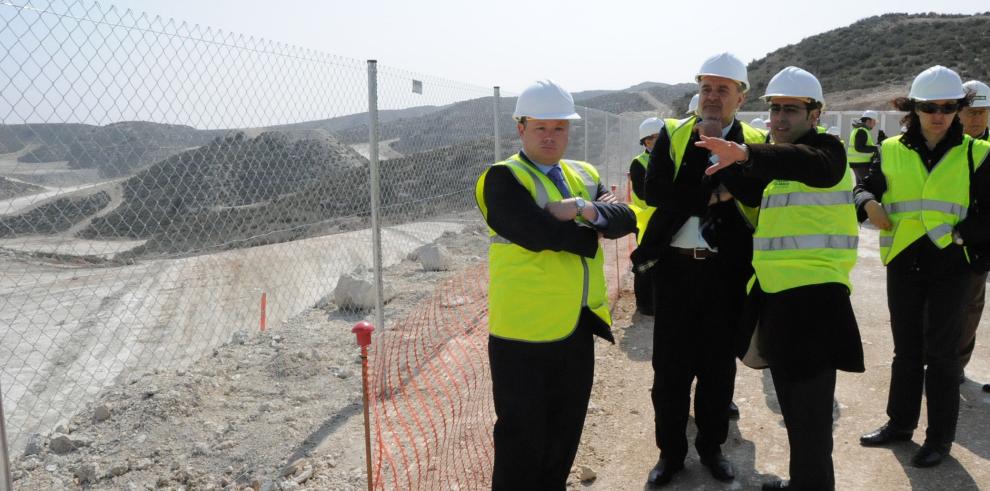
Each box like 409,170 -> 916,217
569,226 -> 990,490
9,218 -> 489,490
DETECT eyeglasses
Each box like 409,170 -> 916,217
916,102 -> 959,114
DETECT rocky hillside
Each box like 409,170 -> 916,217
0,192 -> 110,238
740,12 -> 990,110
268,106 -> 440,133
575,83 -> 697,114
2,122 -> 227,177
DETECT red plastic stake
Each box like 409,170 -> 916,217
259,292 -> 267,331
352,321 -> 375,491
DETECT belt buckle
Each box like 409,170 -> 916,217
693,248 -> 706,260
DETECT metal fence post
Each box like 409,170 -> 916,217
367,60 -> 385,332
493,86 -> 501,162
0,384 -> 12,491
603,115 -> 610,174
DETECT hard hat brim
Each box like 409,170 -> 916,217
696,73 -> 749,92
512,112 -> 582,121
909,93 -> 967,102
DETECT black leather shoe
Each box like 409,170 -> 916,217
699,453 -> 735,482
984,383 -> 990,393
911,443 -> 950,468
762,480 -> 790,490
646,457 -> 683,486
860,423 -> 913,446
728,401 -> 740,420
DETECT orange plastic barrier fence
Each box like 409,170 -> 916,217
364,180 -> 635,488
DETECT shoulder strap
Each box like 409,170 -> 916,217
969,138 -> 978,209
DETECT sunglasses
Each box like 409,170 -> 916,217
916,102 -> 959,114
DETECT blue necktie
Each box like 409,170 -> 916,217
546,166 -> 571,198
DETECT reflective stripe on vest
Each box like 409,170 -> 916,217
630,152 -> 656,244
877,135 -> 986,264
663,116 -> 767,228
474,153 -> 611,342
846,127 -> 875,164
752,163 -> 859,293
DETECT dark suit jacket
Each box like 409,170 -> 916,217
637,118 -> 759,272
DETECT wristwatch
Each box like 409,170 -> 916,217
574,197 -> 586,218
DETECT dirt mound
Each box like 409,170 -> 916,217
0,176 -> 44,200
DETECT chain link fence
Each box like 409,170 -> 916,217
0,0 -> 642,486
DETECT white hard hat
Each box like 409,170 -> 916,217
861,110 -> 879,121
827,126 -> 840,136
964,80 -> 990,108
761,66 -> 824,107
749,117 -> 767,130
687,94 -> 699,114
513,79 -> 581,120
696,52 -> 749,92
908,65 -> 965,101
638,117 -> 663,141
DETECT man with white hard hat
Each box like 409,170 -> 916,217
701,65 -> 865,491
958,79 -> 990,389
475,79 -> 636,490
961,80 -> 990,140
629,116 -> 665,315
750,117 -> 768,131
637,52 -> 767,487
687,93 -> 700,115
847,109 -> 880,182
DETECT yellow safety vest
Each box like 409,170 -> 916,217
846,127 -> 875,165
752,164 -> 859,293
629,152 -> 656,244
475,153 -> 610,342
878,135 -> 990,264
664,116 -> 768,228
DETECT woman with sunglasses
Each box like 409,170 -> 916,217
855,65 -> 990,468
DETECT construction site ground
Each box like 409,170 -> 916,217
572,225 -> 990,490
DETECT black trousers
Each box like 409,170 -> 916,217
960,271 -> 987,370
634,269 -> 654,312
489,319 -> 595,491
770,367 -> 837,491
651,253 -> 741,462
886,263 -> 968,445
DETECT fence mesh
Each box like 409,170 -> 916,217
0,0 -> 642,486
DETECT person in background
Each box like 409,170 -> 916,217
701,65 -> 864,491
958,79 -> 990,385
638,52 -> 766,487
856,66 -> 990,468
847,110 -> 880,182
750,117 -> 768,131
687,93 -> 700,116
475,79 -> 636,490
629,117 -> 665,315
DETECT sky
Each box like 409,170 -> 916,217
104,0 -> 989,94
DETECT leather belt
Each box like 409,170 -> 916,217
672,247 -> 717,259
